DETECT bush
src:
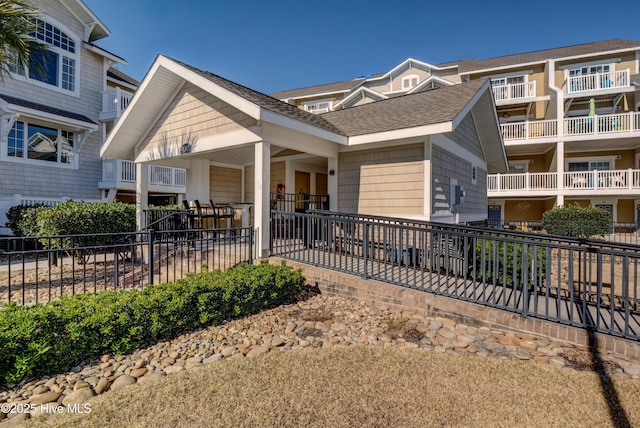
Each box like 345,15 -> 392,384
0,262 -> 304,385
475,237 -> 547,289
4,204 -> 45,236
542,204 -> 611,237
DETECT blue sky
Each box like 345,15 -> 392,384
84,0 -> 640,94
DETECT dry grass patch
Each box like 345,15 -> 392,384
25,347 -> 640,428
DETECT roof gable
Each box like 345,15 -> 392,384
58,0 -> 110,42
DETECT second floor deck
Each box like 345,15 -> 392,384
99,159 -> 187,194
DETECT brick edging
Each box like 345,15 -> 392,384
266,257 -> 640,359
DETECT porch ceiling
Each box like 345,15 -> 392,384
506,143 -> 555,156
565,137 -> 640,152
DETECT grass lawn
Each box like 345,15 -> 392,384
25,346 -> 640,428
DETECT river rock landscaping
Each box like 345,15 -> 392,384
2,292 -> 640,426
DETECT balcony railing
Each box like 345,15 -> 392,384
492,81 -> 536,102
100,159 -> 186,192
488,169 -> 640,193
501,112 -> 640,141
565,70 -> 630,94
99,87 -> 134,121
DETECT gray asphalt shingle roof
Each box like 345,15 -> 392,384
0,94 -> 96,125
170,58 -> 346,136
458,39 -> 640,73
107,67 -> 140,87
321,79 -> 487,136
269,79 -> 365,100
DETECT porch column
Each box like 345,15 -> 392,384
328,157 -> 338,211
557,141 -> 565,207
136,162 -> 148,230
254,141 -> 271,258
186,159 -> 211,202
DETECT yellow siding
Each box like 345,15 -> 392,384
144,83 -> 257,156
338,144 -> 424,216
244,165 -> 254,203
504,200 -> 547,221
565,150 -> 635,169
271,162 -> 285,193
618,199 -> 634,222
210,166 -> 242,204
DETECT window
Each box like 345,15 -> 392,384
402,75 -> 419,90
10,18 -> 77,93
569,64 -> 611,77
304,100 -> 332,114
568,161 -> 610,171
508,161 -> 528,173
491,75 -> 525,86
6,121 -> 74,165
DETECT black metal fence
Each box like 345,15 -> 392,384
0,220 -> 254,306
490,219 -> 640,245
270,192 -> 329,212
271,210 -> 640,341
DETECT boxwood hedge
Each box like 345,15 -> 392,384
0,262 -> 304,385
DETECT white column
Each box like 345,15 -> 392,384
423,139 -> 431,220
136,162 -> 149,231
327,157 -> 338,211
556,141 -> 565,207
254,142 -> 271,258
186,159 -> 210,202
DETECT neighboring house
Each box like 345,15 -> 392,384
273,39 -> 640,227
100,56 -> 507,257
0,0 -> 185,234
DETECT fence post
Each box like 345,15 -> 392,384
522,242 -> 529,318
362,223 -> 369,279
148,230 -> 154,286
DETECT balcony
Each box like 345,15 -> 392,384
99,88 -> 134,121
501,112 -> 640,142
487,169 -> 640,197
99,159 -> 187,194
492,81 -> 536,104
565,70 -> 630,96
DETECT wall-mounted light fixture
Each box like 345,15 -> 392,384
329,169 -> 335,176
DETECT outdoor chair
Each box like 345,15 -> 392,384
193,200 -> 215,229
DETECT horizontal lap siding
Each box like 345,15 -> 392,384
0,1 -> 103,200
210,166 -> 242,203
242,161 -> 285,203
338,143 -> 424,216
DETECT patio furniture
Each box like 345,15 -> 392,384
210,201 -> 235,231
193,200 -> 215,229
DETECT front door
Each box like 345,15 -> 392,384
295,171 -> 311,211
595,204 -> 614,235
488,205 -> 501,228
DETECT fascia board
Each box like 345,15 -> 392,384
347,123 -> 453,146
260,110 -> 347,145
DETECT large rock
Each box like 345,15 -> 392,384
129,367 -> 148,378
246,346 -> 269,357
94,378 -> 111,395
29,392 -> 61,405
110,375 -> 136,392
62,388 -> 94,405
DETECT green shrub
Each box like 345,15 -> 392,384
542,204 -> 611,237
475,237 -> 548,289
0,262 -> 304,385
5,204 -> 45,236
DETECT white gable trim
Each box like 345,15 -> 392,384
260,110 -> 347,144
347,123 -> 453,146
367,58 -> 456,83
451,80 -> 492,129
406,75 -> 456,94
58,0 -> 110,42
333,87 -> 388,109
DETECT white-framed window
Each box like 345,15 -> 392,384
5,120 -> 75,167
508,161 -> 529,174
303,99 -> 333,114
566,155 -> 616,171
402,75 -> 419,90
568,64 -> 611,77
8,18 -> 78,94
491,75 -> 526,86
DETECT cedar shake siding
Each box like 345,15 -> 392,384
338,144 -> 424,216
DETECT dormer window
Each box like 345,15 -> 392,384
303,99 -> 332,114
9,18 -> 78,93
402,75 -> 419,90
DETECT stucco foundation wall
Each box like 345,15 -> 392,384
267,257 -> 640,359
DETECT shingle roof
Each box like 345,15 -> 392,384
321,79 -> 487,136
107,67 -> 140,87
0,93 -> 96,125
269,78 -> 365,100
459,39 -> 640,73
169,58 -> 346,136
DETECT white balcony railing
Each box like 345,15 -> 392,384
565,70 -> 630,94
492,81 -> 536,102
99,88 -> 134,121
501,112 -> 640,141
488,169 -> 640,193
101,159 -> 186,192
